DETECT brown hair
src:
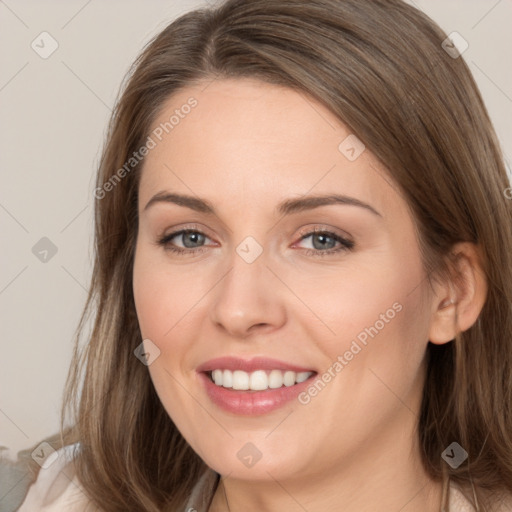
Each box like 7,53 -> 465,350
51,0 -> 512,510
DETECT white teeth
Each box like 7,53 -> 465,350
249,370 -> 268,391
268,369 -> 283,389
209,369 -> 314,390
213,369 -> 223,386
222,369 -> 233,388
232,370 -> 249,390
283,371 -> 295,387
295,371 -> 310,383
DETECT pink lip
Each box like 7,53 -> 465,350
196,356 -> 315,373
196,356 -> 317,416
198,372 -> 316,415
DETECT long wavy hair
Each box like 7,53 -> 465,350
41,0 -> 512,510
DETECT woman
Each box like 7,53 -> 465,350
18,0 -> 512,510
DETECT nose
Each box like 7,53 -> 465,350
209,247 -> 287,339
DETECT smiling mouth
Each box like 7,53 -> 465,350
207,368 -> 316,391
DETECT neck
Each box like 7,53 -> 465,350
209,413 -> 443,512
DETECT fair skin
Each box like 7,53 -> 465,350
132,78 -> 487,512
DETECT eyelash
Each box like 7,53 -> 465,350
156,226 -> 355,258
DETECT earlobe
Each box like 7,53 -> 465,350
428,243 -> 488,345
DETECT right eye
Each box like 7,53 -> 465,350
157,229 -> 213,255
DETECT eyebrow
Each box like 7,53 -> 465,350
143,192 -> 382,217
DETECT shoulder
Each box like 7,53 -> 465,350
449,482 -> 478,512
17,443 -> 99,512
449,481 -> 512,512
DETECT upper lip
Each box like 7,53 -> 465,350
196,356 -> 316,374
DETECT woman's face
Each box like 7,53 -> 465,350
133,78 -> 435,481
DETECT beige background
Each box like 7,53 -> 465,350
1,0 -> 511,461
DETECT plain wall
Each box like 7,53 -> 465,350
1,0 -> 511,461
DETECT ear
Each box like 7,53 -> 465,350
428,242 -> 488,345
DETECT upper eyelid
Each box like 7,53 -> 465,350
296,225 -> 352,240
160,224 -> 214,242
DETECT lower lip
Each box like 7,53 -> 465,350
198,371 -> 317,415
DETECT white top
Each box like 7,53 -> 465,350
17,444 -> 99,512
17,444 -> 512,511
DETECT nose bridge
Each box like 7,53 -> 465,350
220,235 -> 268,312
209,234 -> 286,336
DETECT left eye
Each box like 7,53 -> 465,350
295,230 -> 354,255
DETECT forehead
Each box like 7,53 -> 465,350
138,78 -> 401,219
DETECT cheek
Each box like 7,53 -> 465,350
323,264 -> 430,417
133,244 -> 206,345
133,247 -> 205,434
288,250 -> 426,362
133,265 -> 170,344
